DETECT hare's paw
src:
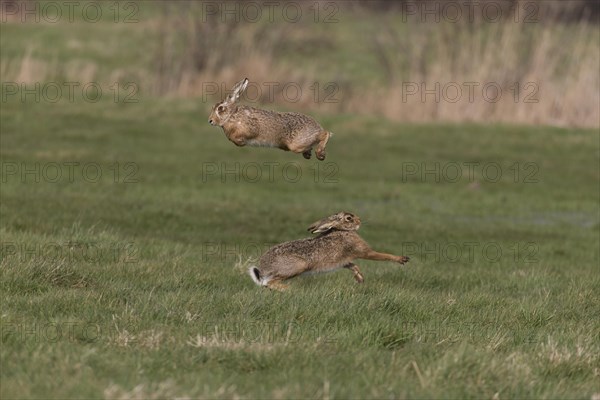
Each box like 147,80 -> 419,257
345,263 -> 364,284
315,131 -> 330,161
397,256 -> 410,265
303,149 -> 312,159
229,137 -> 247,147
353,270 -> 364,284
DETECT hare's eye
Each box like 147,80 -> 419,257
217,105 -> 225,113
345,215 -> 353,222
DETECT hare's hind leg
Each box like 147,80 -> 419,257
263,256 -> 308,291
344,263 -> 364,283
315,130 -> 330,161
266,280 -> 289,292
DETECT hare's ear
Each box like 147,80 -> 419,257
308,215 -> 339,234
226,78 -> 249,103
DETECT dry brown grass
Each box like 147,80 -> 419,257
145,2 -> 600,128
147,2 -> 333,116
361,19 -> 600,127
2,1 -> 598,128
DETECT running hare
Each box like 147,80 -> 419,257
249,212 -> 410,291
208,78 -> 332,160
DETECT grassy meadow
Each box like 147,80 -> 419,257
1,1 -> 600,399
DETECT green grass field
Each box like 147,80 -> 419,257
2,2 -> 600,398
1,96 -> 599,398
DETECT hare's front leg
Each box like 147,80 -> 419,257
344,263 -> 364,283
361,250 -> 410,265
228,134 -> 247,147
223,126 -> 252,147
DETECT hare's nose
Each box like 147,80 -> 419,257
209,119 -> 214,125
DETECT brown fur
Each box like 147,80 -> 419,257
249,212 -> 410,291
208,78 -> 331,160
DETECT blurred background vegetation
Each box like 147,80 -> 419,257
1,0 -> 599,128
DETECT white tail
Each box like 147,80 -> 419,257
248,266 -> 265,286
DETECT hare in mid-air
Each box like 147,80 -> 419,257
249,212 -> 410,291
208,78 -> 332,160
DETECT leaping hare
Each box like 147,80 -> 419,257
249,212 -> 410,291
208,78 -> 332,160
